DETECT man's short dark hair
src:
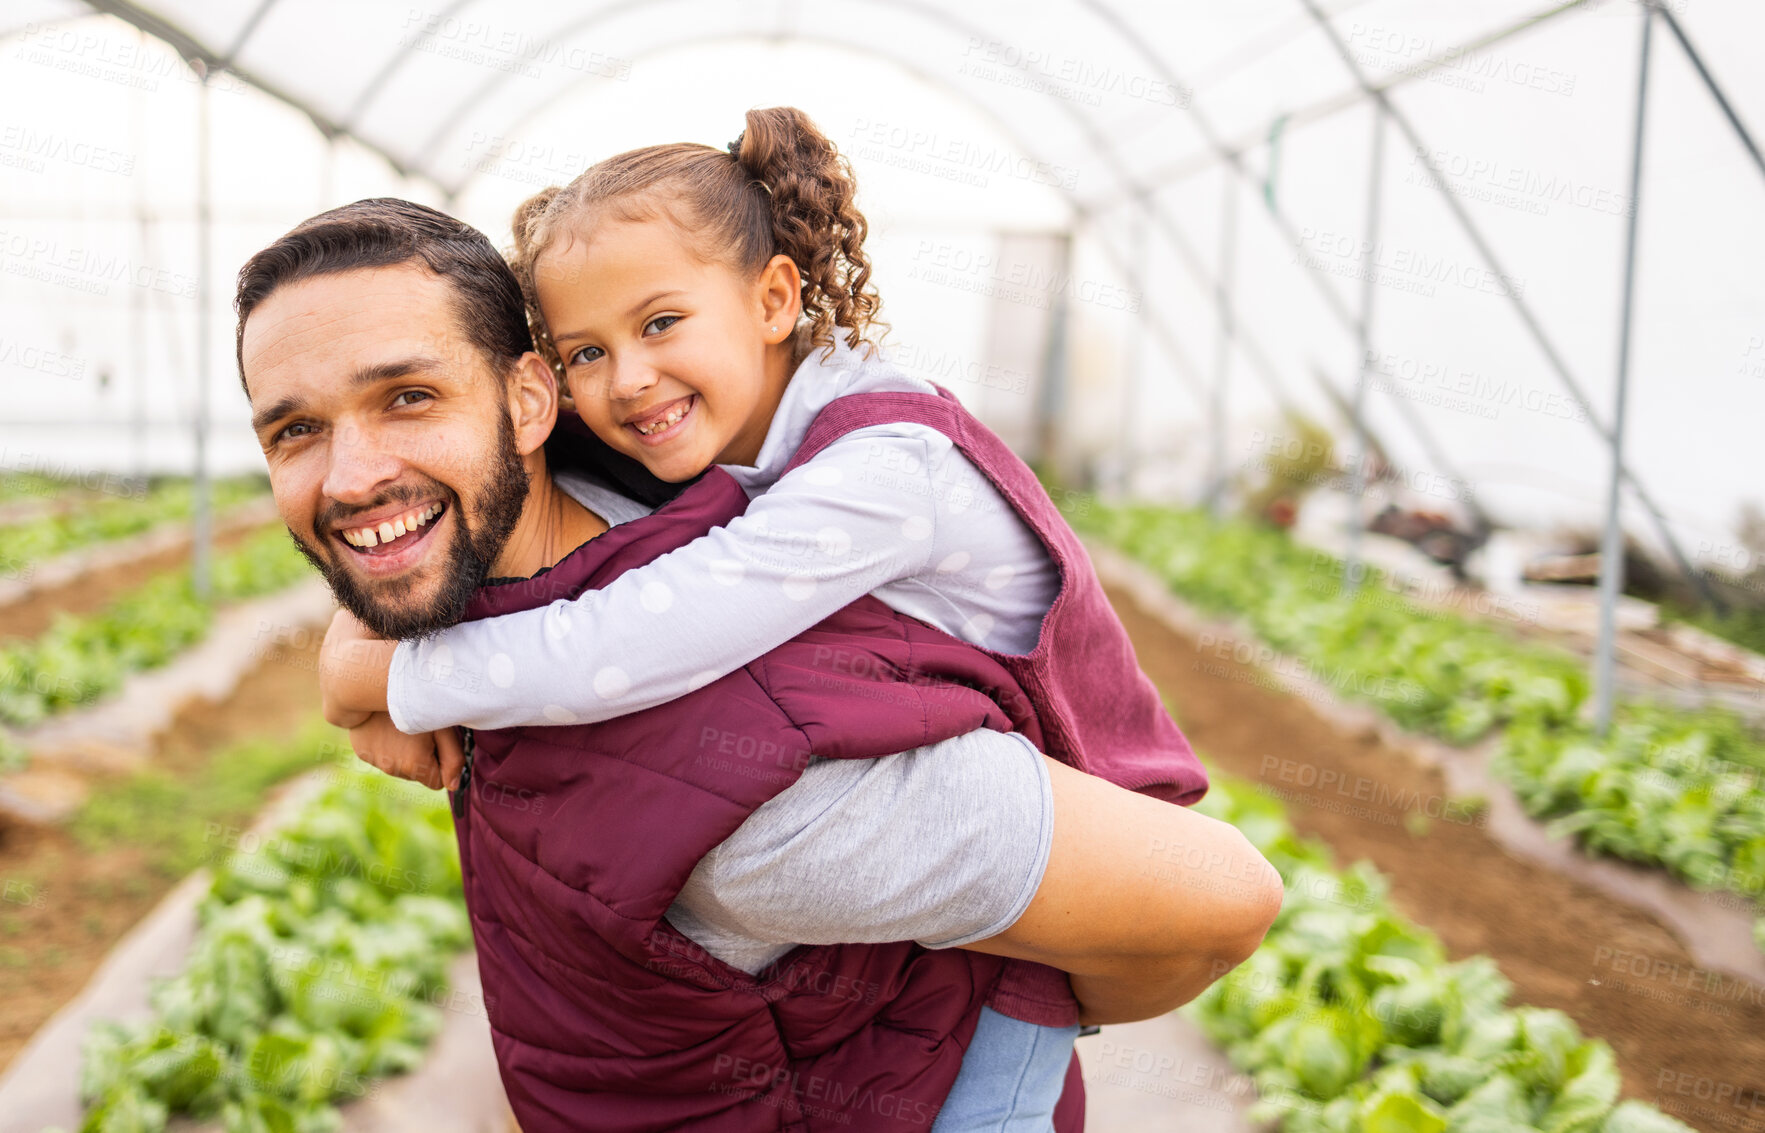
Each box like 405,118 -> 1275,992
233,198 -> 531,393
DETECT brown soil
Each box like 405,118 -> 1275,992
1106,581 -> 1765,1133
0,522 -> 271,641
0,633 -> 322,1072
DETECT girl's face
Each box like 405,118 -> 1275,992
535,216 -> 799,482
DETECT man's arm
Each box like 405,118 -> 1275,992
664,729 -> 1280,1027
961,757 -> 1284,1026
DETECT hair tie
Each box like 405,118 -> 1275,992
726,130 -> 772,196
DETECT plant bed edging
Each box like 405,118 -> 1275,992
0,578 -> 336,824
1086,538 -> 1765,990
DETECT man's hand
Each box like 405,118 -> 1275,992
320,609 -> 395,729
348,712 -> 466,792
963,757 -> 1284,1026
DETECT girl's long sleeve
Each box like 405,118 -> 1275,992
387,432 -> 942,733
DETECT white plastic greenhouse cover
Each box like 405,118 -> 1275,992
14,0 -> 1715,203
5,0 -> 1762,574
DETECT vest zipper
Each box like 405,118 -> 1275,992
451,726 -> 475,818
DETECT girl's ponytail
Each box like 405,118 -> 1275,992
730,107 -> 883,359
510,107 -> 883,368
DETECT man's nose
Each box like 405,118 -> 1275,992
321,424 -> 404,504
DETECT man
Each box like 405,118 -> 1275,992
236,198 -> 1281,1131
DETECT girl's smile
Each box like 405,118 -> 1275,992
625,393 -> 697,444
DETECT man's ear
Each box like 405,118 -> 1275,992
757,254 -> 802,345
506,351 -> 560,457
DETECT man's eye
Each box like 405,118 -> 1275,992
569,345 -> 604,366
391,390 -> 431,408
276,422 -> 316,442
644,315 -> 680,336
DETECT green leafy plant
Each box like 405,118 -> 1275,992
78,749 -> 468,1133
1498,705 -> 1765,942
0,476 -> 267,574
1080,502 -> 1588,742
1187,779 -> 1695,1133
1077,497 -> 1765,953
0,528 -> 313,728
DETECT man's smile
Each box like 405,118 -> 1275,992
334,499 -> 450,577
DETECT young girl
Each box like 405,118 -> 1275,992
324,106 -> 1211,1127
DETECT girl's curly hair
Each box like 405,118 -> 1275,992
509,106 -> 883,384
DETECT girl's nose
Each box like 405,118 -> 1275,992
603,354 -> 660,403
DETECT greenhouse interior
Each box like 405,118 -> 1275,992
0,0 -> 1761,1130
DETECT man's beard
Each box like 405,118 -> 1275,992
292,408 -> 530,640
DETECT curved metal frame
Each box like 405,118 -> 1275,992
66,0 -> 1756,613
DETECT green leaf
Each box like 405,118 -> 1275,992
1364,1092 -> 1447,1133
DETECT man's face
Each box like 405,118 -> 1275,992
242,264 -> 529,638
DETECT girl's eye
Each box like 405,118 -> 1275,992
391,390 -> 431,408
569,345 -> 604,366
644,315 -> 680,336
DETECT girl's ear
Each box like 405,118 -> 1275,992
506,351 -> 561,457
756,254 -> 802,344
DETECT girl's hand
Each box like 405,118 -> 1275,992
320,609 -> 395,729
347,712 -> 466,792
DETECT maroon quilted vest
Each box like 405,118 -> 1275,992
457,389 -> 1207,1130
457,467 -> 1062,1132
780,388 -> 1209,1029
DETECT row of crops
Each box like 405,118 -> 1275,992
72,725 -> 471,1133
1076,503 -> 1765,953
5,480 -> 1740,1132
0,528 -> 314,768
70,759 -> 1703,1133
1,476 -> 269,576
1189,780 -> 1693,1133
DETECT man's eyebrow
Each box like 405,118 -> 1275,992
551,291 -> 685,347
351,355 -> 442,386
250,356 -> 442,434
251,395 -> 304,434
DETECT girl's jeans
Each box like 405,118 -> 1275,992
931,1007 -> 1081,1132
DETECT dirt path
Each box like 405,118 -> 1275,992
0,634 -> 324,1071
1106,581 -> 1765,1133
0,522 -> 270,640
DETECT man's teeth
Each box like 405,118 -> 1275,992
343,503 -> 442,548
635,399 -> 690,436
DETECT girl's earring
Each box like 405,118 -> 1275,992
771,326 -> 779,333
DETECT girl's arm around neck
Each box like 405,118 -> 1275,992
387,433 -> 944,733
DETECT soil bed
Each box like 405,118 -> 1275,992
1105,580 -> 1765,1133
0,633 -> 324,1072
0,520 -> 271,641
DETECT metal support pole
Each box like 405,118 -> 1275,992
133,209 -> 151,485
1595,3 -> 1654,734
1345,104 -> 1387,596
1209,166 -> 1237,518
1035,232 -> 1075,477
1293,0 -> 1719,613
192,64 -> 214,599
1655,6 -> 1765,188
131,30 -> 151,485
1121,196 -> 1151,494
